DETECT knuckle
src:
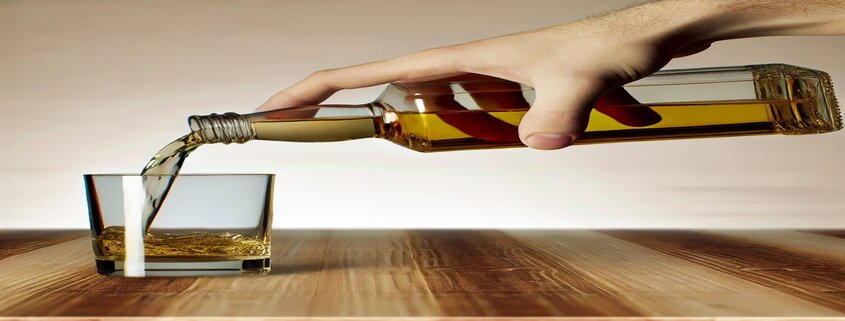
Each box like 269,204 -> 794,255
304,70 -> 326,83
307,69 -> 340,90
308,69 -> 330,79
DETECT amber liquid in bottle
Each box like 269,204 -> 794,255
380,100 -> 792,152
195,64 -> 840,152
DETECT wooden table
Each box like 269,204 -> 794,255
0,230 -> 843,318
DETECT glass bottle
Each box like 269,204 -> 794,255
189,64 -> 841,152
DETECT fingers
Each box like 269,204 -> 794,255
460,79 -> 531,111
674,41 -> 712,58
257,47 -> 464,111
518,81 -> 598,150
423,93 -> 521,143
594,87 -> 662,127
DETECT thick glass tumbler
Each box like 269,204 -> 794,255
84,174 -> 273,276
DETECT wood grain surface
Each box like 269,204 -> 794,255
0,230 -> 843,318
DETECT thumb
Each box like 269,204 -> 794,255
519,81 -> 600,150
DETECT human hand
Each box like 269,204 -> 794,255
397,75 -> 662,145
257,0 -> 845,149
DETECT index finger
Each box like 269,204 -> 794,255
256,47 -> 465,111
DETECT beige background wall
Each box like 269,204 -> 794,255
2,0 -> 843,229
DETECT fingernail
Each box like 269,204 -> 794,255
526,133 -> 573,150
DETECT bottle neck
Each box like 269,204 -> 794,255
188,112 -> 256,144
188,104 -> 384,144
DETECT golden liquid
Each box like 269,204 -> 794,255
94,226 -> 270,261
384,100 -> 825,152
243,99 -> 831,153
140,132 -> 203,232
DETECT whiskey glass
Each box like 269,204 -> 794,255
84,174 -> 273,276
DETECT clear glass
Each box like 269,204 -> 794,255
85,174 -> 274,276
189,64 -> 841,152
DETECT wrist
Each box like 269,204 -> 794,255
658,0 -> 845,43
606,0 -> 845,54
584,1 -> 731,53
